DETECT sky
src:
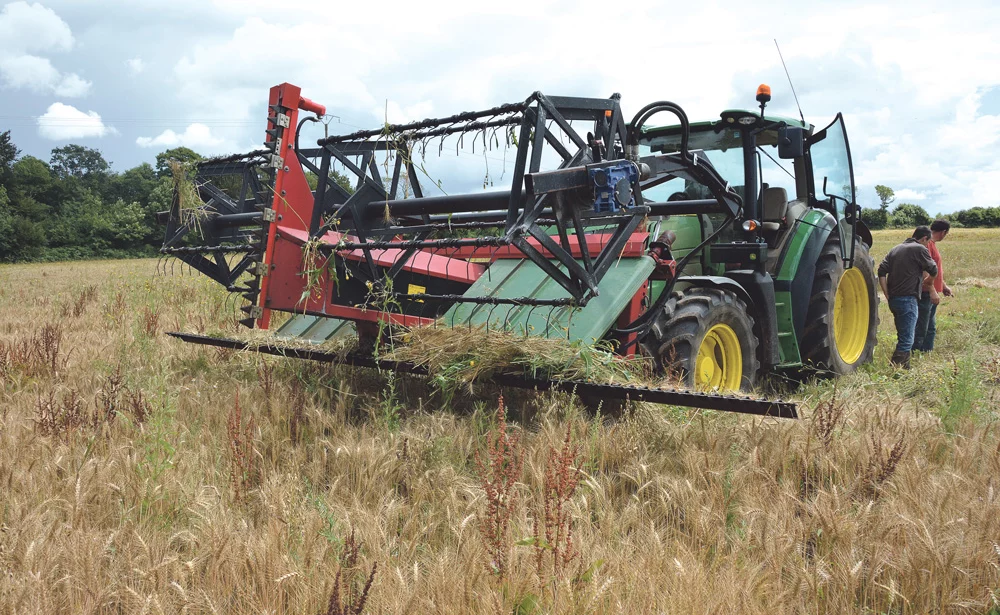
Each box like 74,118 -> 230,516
0,0 -> 998,213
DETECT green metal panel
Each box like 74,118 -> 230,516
444,256 -> 656,345
276,314 -> 355,343
772,208 -> 828,365
277,314 -> 318,337
656,214 -> 705,275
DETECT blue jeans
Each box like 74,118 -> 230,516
913,291 -> 938,351
888,295 -> 918,353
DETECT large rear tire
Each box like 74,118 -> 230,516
800,234 -> 879,374
640,288 -> 760,392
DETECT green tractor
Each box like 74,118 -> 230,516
637,87 -> 878,389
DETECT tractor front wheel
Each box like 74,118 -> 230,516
641,288 -> 760,392
800,234 -> 879,374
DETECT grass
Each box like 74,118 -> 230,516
0,229 -> 997,613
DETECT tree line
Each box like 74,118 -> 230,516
860,185 -> 1000,230
0,130 -> 204,262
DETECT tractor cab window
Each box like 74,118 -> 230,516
757,141 -> 797,200
809,113 -> 856,259
639,129 -> 747,202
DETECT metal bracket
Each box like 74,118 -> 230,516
262,208 -> 277,222
251,262 -> 270,276
266,154 -> 284,169
273,113 -> 290,128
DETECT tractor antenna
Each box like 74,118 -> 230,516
774,39 -> 806,125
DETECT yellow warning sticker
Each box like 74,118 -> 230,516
407,284 -> 426,302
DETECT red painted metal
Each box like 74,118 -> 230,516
298,95 -> 326,116
263,235 -> 435,326
441,232 -> 649,260
614,281 -> 647,357
257,83 -> 322,328
279,227 -> 485,285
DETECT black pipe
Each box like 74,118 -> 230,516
335,191 -> 524,220
208,212 -> 262,228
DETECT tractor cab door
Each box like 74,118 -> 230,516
808,113 -> 858,265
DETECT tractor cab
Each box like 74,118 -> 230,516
638,98 -> 864,273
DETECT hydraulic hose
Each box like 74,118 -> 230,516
626,101 -> 691,162
610,216 -> 735,346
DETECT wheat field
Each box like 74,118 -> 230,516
1,229 -> 998,614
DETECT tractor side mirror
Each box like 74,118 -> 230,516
778,126 -> 805,159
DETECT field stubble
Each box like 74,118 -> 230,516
0,229 -> 998,614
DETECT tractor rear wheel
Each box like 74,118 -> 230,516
641,288 -> 760,392
800,233 -> 879,374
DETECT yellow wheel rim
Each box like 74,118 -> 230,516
834,267 -> 869,364
695,324 -> 743,391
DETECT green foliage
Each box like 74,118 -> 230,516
11,156 -> 53,202
861,206 -> 888,230
0,131 -> 203,262
0,130 -> 19,182
954,206 -> 1000,228
155,147 -> 202,177
875,185 -> 895,212
888,203 -> 931,228
304,169 -> 355,194
50,144 -> 110,180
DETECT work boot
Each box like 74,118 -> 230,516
890,351 -> 911,369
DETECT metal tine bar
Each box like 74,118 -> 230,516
486,304 -> 500,335
319,100 -> 529,145
523,305 -> 539,337
392,116 -> 521,143
545,305 -> 558,338
502,303 -> 515,334
505,115 -> 533,229
565,307 -> 576,341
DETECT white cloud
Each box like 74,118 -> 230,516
0,1 -> 73,54
379,100 -> 434,124
895,189 -> 928,202
136,123 -> 226,149
37,102 -> 116,140
0,54 -> 90,96
126,58 -> 144,75
53,73 -> 90,97
0,54 -> 59,90
0,2 -> 89,97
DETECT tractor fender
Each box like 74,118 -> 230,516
856,219 -> 873,248
674,274 -> 780,369
775,211 -> 838,344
